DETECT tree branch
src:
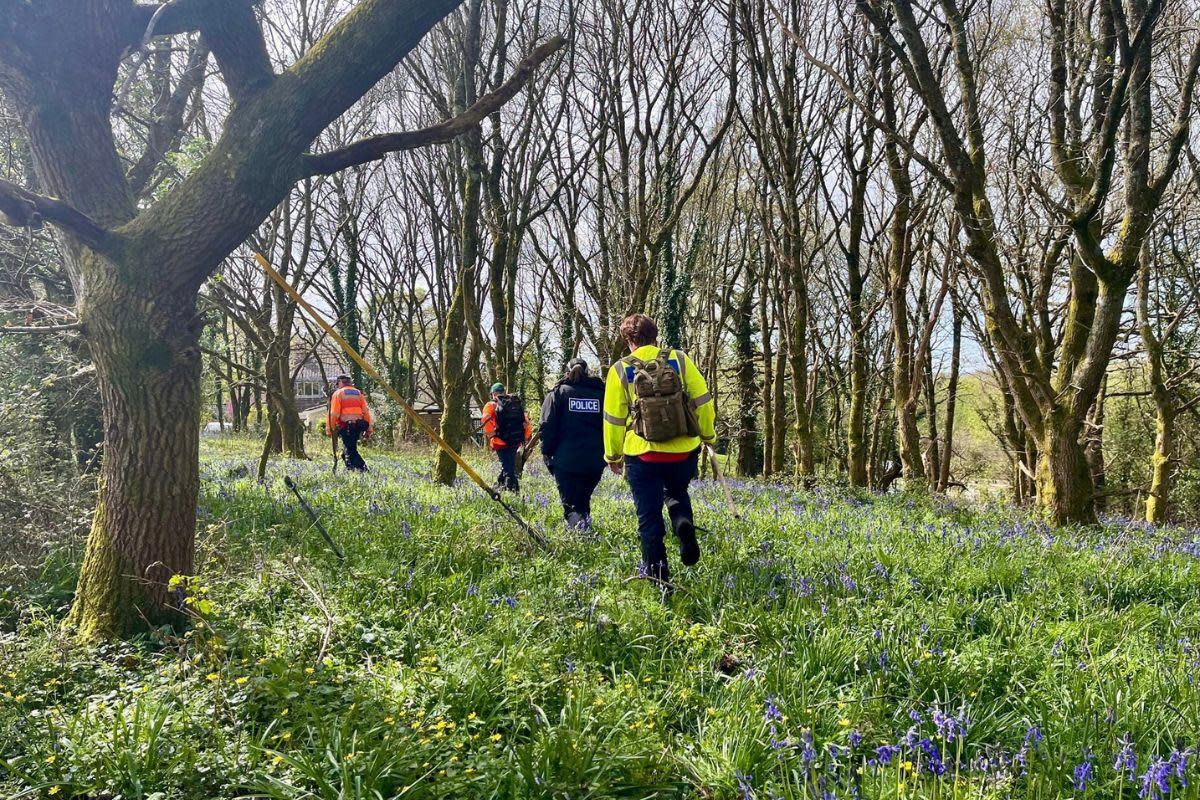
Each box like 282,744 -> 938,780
0,322 -> 83,334
0,178 -> 113,252
300,35 -> 566,178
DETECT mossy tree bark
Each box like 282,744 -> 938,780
63,262 -> 204,637
860,0 -> 1199,523
1138,248 -> 1175,524
0,0 -> 559,638
879,50 -> 925,488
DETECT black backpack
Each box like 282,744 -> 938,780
493,394 -> 527,444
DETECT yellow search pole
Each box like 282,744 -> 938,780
705,443 -> 741,521
253,252 -> 549,551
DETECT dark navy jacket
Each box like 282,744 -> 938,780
539,376 -> 606,474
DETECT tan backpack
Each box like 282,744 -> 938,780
622,349 -> 701,442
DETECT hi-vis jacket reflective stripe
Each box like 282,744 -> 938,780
602,345 -> 716,462
328,386 -> 373,436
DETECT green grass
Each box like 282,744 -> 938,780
3,436 -> 1200,798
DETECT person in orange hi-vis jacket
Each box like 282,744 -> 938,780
327,374 -> 374,472
481,381 -> 532,492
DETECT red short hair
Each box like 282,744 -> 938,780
620,314 -> 658,348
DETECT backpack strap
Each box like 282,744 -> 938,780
671,349 -> 686,382
617,356 -> 642,389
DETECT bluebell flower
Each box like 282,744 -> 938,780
1074,752 -> 1095,792
1169,749 -> 1190,785
1115,734 -> 1138,777
919,738 -> 946,776
1139,758 -> 1172,799
870,744 -> 901,766
764,695 -> 783,723
800,729 -> 817,766
849,730 -> 863,749
735,771 -> 755,800
932,708 -> 969,742
1024,725 -> 1044,748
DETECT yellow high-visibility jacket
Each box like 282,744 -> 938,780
603,345 -> 716,462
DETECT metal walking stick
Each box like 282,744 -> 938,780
284,476 -> 345,560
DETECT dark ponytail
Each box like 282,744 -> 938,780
563,358 -> 588,385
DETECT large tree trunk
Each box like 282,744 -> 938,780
436,0 -> 484,486
67,268 -> 201,639
1036,417 -> 1095,526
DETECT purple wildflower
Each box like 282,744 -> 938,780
1115,734 -> 1138,777
764,695 -> 783,723
735,771 -> 755,800
871,744 -> 901,766
800,729 -> 817,766
1140,758 -> 1172,799
1074,753 -> 1095,792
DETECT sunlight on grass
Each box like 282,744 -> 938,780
3,436 -> 1200,798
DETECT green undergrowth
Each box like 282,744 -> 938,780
3,437 -> 1200,799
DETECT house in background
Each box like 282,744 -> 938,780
215,340 -> 486,442
292,344 -> 349,413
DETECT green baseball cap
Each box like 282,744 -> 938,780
490,382 -> 505,394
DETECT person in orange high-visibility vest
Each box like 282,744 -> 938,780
327,374 -> 374,472
481,382 -> 532,492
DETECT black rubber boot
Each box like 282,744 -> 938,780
676,518 -> 700,566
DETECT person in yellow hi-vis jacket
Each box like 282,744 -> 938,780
603,313 -> 716,587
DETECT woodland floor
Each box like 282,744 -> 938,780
3,436 -> 1200,799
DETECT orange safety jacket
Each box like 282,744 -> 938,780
328,386 -> 373,436
481,400 -> 532,450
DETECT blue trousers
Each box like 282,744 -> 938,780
626,451 -> 698,581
